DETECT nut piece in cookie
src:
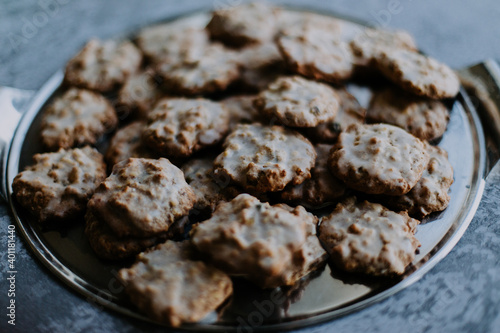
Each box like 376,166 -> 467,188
105,121 -> 158,168
143,98 -> 230,158
367,88 -> 450,141
118,240 -> 233,327
190,194 -> 328,288
375,49 -> 460,99
254,76 -> 340,128
319,197 -> 420,276
305,88 -> 366,143
64,39 -> 142,92
277,14 -> 354,83
381,143 -> 454,218
281,144 -> 346,208
12,147 -> 106,224
116,69 -> 163,119
214,124 -> 316,192
206,2 -> 281,47
329,123 -> 430,195
222,95 -> 262,131
350,28 -> 417,66
41,88 -> 118,151
87,158 -> 196,238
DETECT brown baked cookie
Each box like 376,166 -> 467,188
118,240 -> 233,327
156,43 -> 240,95
281,144 -> 346,208
190,194 -> 328,288
375,49 -> 460,99
304,88 -> 366,143
64,39 -> 142,92
84,210 -> 169,261
367,88 -> 450,141
222,95 -> 262,131
116,69 -> 163,119
143,98 -> 230,158
319,197 -> 420,276
12,147 -> 106,224
350,28 -> 417,66
87,158 -> 196,238
277,14 -> 354,83
206,2 -> 280,47
41,88 -> 118,151
381,143 -> 454,218
329,123 -> 430,195
254,76 -> 340,127
213,124 -> 316,192
104,121 -> 158,168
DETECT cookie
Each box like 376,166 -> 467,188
118,240 -> 233,327
350,28 -> 417,66
304,88 -> 366,143
143,98 -> 230,158
41,88 -> 118,150
329,123 -> 430,195
381,143 -> 454,217
375,49 -> 460,99
254,76 -> 340,127
213,124 -> 316,192
156,43 -> 240,95
367,88 -> 450,141
64,39 -> 142,92
87,158 -> 196,238
277,14 -> 354,83
116,69 -> 163,119
281,144 -> 346,208
221,95 -> 262,131
12,147 -> 106,224
190,194 -> 327,288
104,121 -> 158,168
181,159 -> 227,212
206,2 -> 280,47
319,197 -> 420,276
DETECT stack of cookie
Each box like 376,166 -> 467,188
12,2 -> 459,327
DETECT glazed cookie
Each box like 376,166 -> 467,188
190,194 -> 328,288
381,143 -> 454,218
329,123 -> 429,195
375,49 -> 460,99
281,144 -> 346,208
367,88 -> 450,141
181,159 -> 227,212
41,88 -> 118,150
143,98 -> 230,158
206,2 -> 280,47
12,147 -> 106,224
116,69 -> 163,119
305,88 -> 366,143
350,28 -> 417,66
254,76 -> 340,127
221,95 -> 262,131
277,15 -> 354,83
118,240 -> 233,327
213,124 -> 316,192
156,43 -> 240,95
319,197 -> 420,276
87,158 -> 196,238
105,121 -> 157,168
65,39 -> 142,92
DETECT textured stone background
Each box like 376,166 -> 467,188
1,1 -> 500,332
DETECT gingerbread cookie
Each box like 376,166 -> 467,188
329,123 -> 429,195
319,197 -> 420,276
213,124 -> 316,192
12,147 -> 106,223
222,95 -> 262,130
41,88 -> 118,150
